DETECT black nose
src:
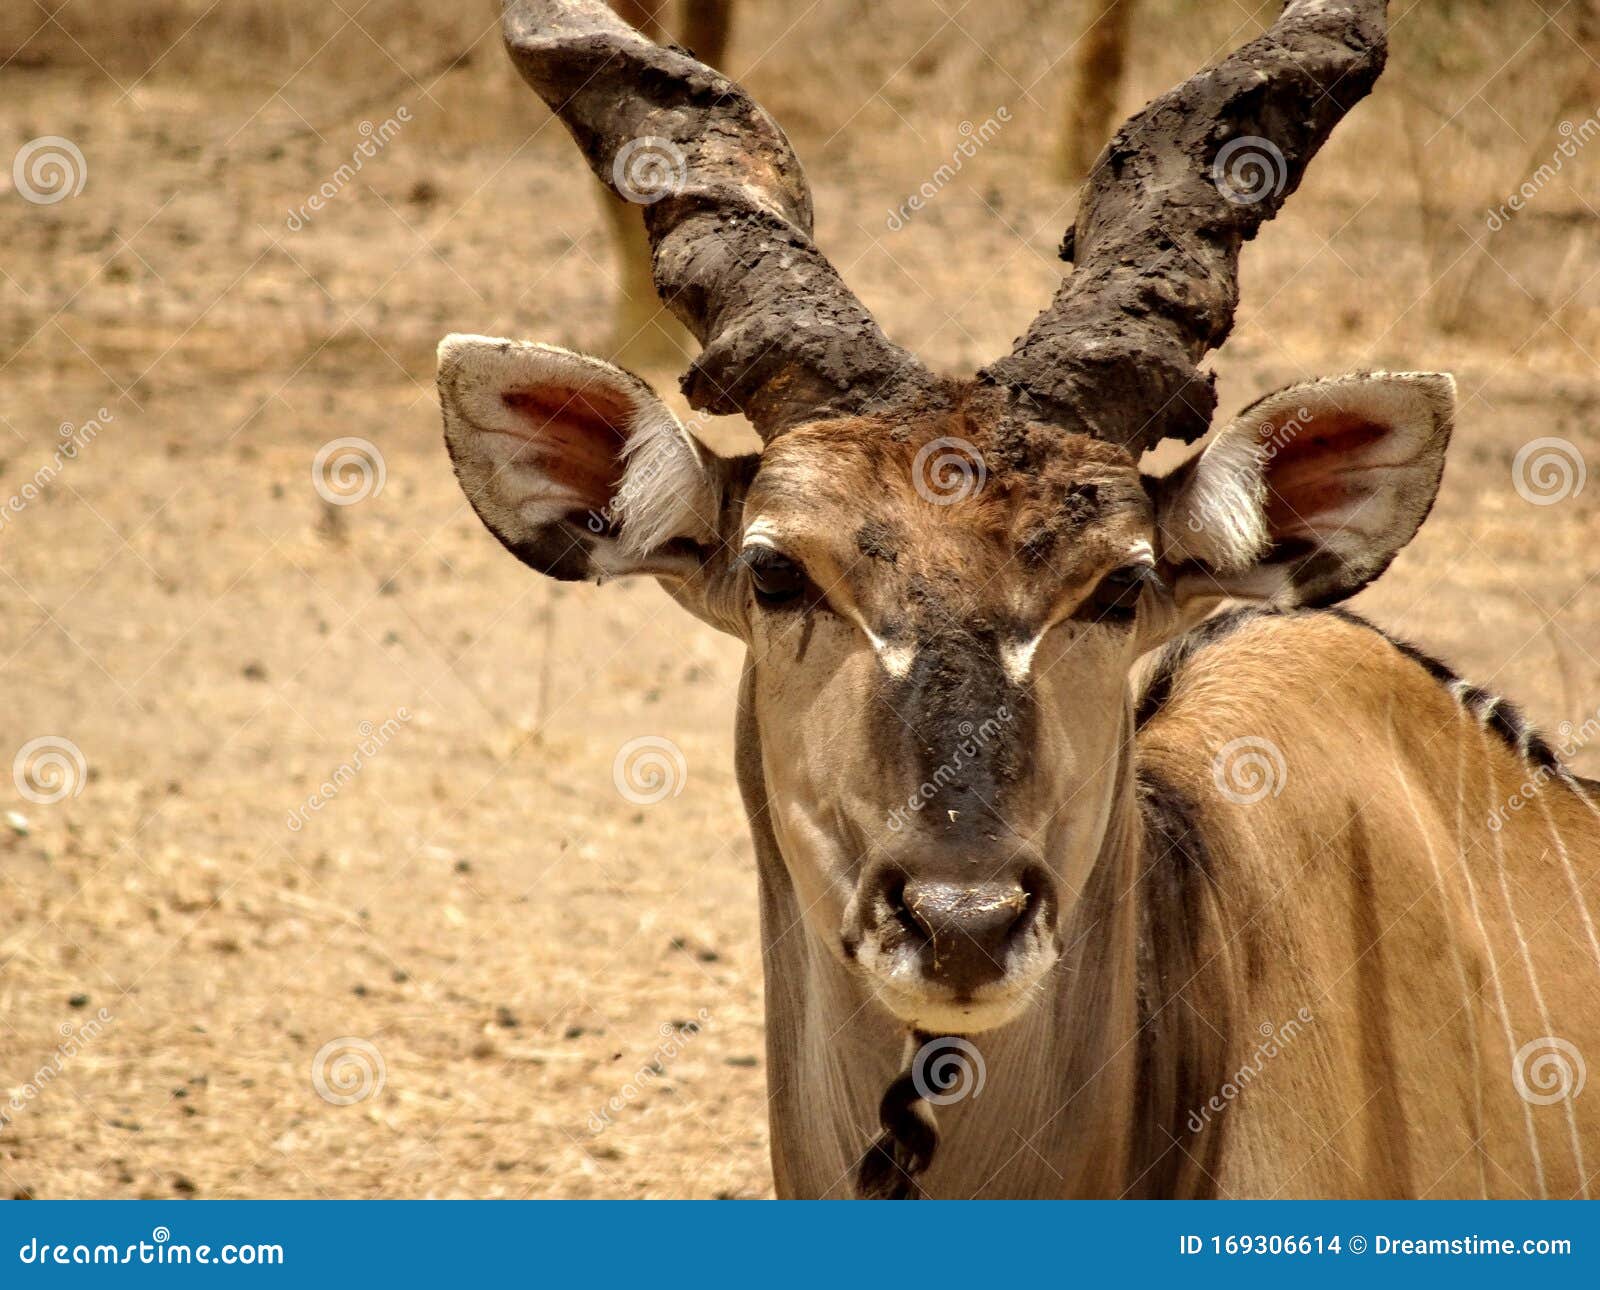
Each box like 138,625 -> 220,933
880,870 -> 1042,993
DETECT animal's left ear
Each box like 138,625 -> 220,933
1149,371 -> 1455,608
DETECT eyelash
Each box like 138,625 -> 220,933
739,547 -> 812,609
1073,562 -> 1159,625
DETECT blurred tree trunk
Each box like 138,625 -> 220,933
1057,0 -> 1135,185
680,0 -> 732,66
611,0 -> 668,39
597,0 -> 732,373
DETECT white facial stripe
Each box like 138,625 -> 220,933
1004,540 -> 1157,684
1001,633 -> 1044,685
850,617 -> 915,680
877,642 -> 917,680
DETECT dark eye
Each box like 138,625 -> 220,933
742,548 -> 809,608
1077,562 -> 1155,624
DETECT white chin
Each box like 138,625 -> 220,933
874,982 -> 1033,1035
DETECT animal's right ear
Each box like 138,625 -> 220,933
438,335 -> 728,582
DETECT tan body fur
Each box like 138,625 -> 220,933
1138,611 -> 1600,1199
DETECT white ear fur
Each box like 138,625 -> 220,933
1155,370 -> 1455,606
437,335 -> 722,571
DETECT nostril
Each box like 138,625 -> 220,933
1014,865 -> 1046,932
882,873 -> 930,944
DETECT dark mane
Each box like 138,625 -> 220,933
1135,605 -> 1571,778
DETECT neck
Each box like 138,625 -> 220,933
738,674 -> 1227,1197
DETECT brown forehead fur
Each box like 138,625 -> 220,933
746,382 -> 1154,632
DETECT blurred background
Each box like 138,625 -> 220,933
1,0 -> 1597,1198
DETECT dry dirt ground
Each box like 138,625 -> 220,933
1,0 -> 1598,1198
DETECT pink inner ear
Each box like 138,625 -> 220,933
1260,413 -> 1386,535
502,386 -> 630,512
